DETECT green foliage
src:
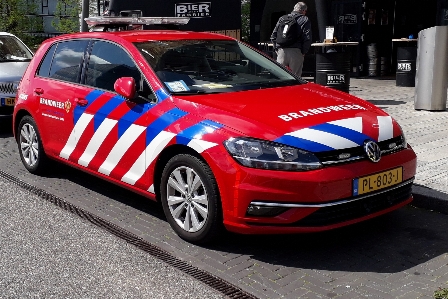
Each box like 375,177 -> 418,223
19,34 -> 47,52
52,0 -> 80,33
0,0 -> 43,36
435,288 -> 448,299
0,0 -> 44,49
241,0 -> 250,42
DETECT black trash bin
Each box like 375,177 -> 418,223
315,51 -> 351,93
396,47 -> 417,87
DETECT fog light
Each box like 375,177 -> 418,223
246,204 -> 288,217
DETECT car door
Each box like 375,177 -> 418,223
64,39 -> 156,190
32,39 -> 90,157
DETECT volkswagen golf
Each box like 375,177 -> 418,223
13,17 -> 417,243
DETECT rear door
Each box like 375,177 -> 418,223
61,39 -> 156,190
32,39 -> 90,157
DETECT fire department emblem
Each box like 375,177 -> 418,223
64,100 -> 72,113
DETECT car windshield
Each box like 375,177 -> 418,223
134,39 -> 302,94
0,35 -> 33,62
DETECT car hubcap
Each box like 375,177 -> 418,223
167,166 -> 209,232
20,123 -> 39,167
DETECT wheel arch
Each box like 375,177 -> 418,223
153,144 -> 217,201
156,144 -> 225,243
13,109 -> 32,141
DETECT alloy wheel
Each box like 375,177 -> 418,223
166,166 -> 209,233
20,123 -> 39,167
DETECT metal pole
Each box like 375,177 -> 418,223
81,0 -> 90,32
315,0 -> 329,42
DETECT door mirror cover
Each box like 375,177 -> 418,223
114,77 -> 136,99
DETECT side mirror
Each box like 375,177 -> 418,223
114,77 -> 136,99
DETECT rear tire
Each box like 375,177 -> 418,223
160,154 -> 222,244
17,116 -> 50,174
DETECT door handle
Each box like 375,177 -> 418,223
34,88 -> 44,95
74,98 -> 88,106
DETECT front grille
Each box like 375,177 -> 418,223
315,136 -> 405,165
0,82 -> 17,95
292,179 -> 413,227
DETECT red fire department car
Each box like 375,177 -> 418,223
13,17 -> 416,243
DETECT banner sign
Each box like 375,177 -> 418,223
107,0 -> 240,31
175,2 -> 211,18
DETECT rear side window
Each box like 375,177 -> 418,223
48,40 -> 89,83
37,44 -> 57,77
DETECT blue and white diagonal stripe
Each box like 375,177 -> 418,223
275,116 -> 393,152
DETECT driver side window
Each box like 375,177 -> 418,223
85,40 -> 155,102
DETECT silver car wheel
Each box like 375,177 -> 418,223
20,123 -> 39,167
166,166 -> 209,233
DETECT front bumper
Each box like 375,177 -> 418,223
206,145 -> 417,234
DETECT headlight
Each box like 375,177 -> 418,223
223,137 -> 322,171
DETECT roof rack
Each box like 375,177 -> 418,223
84,16 -> 190,32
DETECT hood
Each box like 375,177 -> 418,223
0,62 -> 30,81
173,83 -> 402,153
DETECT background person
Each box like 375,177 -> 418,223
270,2 -> 312,77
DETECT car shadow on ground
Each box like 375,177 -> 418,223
205,205 -> 447,274
0,115 -> 13,138
54,160 -> 448,275
50,162 -> 166,219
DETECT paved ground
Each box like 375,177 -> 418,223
0,78 -> 447,299
0,179 -> 227,299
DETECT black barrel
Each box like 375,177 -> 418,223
315,52 -> 351,93
396,47 -> 417,87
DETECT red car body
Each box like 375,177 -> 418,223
13,28 -> 417,243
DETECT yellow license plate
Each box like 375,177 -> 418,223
5,98 -> 15,106
353,167 -> 403,196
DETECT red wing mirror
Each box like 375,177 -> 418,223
114,77 -> 136,99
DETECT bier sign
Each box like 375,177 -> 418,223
327,74 -> 345,85
397,63 -> 412,71
338,14 -> 357,24
175,2 -> 211,18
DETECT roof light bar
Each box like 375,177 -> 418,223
84,16 -> 190,27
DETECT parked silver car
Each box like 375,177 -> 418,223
0,32 -> 33,114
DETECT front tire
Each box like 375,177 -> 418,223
17,116 -> 50,174
160,154 -> 222,244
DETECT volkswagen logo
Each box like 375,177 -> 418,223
364,140 -> 381,163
